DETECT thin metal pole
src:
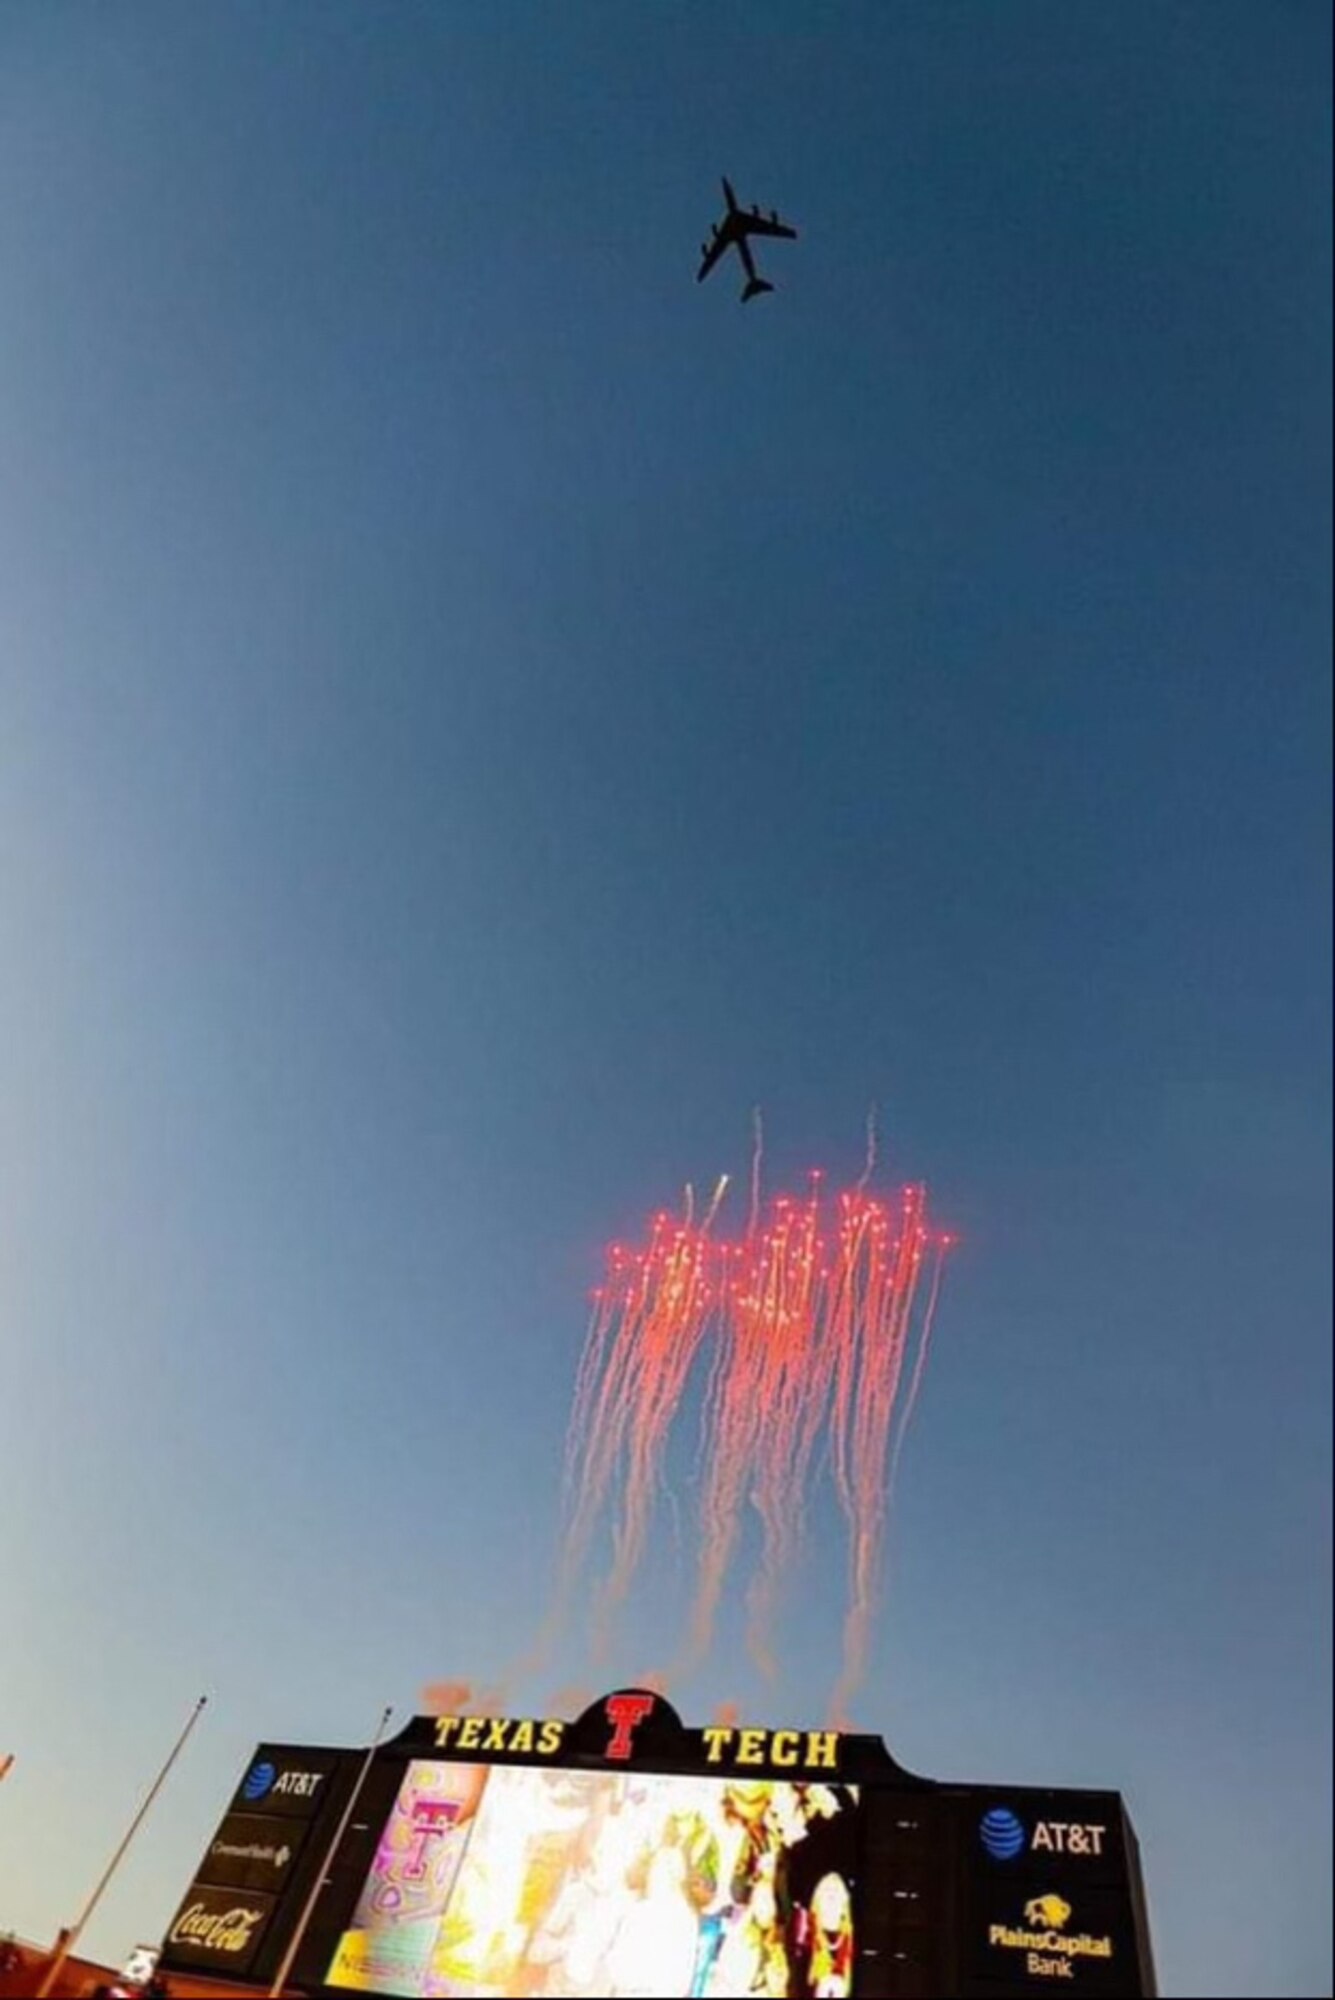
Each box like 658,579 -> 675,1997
267,1705 -> 393,1998
38,1695 -> 208,1999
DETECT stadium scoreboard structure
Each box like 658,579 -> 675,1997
159,1690 -> 1156,1997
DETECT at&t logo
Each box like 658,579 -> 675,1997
241,1760 -> 324,1804
980,1807 -> 1108,1860
242,1761 -> 276,1802
980,1807 -> 1026,1859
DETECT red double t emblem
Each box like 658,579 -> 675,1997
603,1692 -> 655,1761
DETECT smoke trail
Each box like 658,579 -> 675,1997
544,1685 -> 594,1721
420,1681 -> 507,1717
421,1680 -> 474,1716
857,1103 -> 878,1192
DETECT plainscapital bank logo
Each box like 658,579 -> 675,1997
242,1760 -> 276,1801
1026,1897 -> 1073,1930
980,1806 -> 1109,1860
170,1902 -> 266,1956
988,1892 -> 1113,1982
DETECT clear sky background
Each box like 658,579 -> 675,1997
1,4 -> 1329,1994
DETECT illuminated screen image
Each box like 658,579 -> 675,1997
328,1759 -> 859,1998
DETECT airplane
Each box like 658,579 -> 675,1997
696,177 -> 797,302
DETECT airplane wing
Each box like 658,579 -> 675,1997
696,217 -> 739,283
736,211 -> 797,242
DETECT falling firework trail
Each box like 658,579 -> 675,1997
522,1208 -> 706,1676
704,1174 -> 731,1230
558,1185 -> 729,1657
885,1236 -> 951,1513
684,1171 -> 944,1686
827,1185 -> 933,1723
687,1105 -> 769,1671
743,1179 -> 832,1678
546,1142 -> 950,1700
677,1229 -> 770,1675
596,1186 -> 728,1635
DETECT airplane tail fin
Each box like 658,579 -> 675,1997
741,278 -> 774,303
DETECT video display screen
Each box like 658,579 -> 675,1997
327,1759 -> 859,1998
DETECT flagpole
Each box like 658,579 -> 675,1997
267,1705 -> 393,1999
38,1695 -> 208,1999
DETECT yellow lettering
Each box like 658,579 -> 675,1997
737,1728 -> 768,1767
537,1720 -> 565,1756
509,1719 -> 535,1754
770,1729 -> 800,1767
702,1728 -> 734,1765
483,1718 -> 509,1751
433,1717 -> 461,1750
457,1717 -> 484,1750
804,1730 -> 839,1769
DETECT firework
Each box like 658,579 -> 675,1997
549,1146 -> 950,1713
563,1184 -> 726,1656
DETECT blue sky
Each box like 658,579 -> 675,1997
0,3 -> 1329,1993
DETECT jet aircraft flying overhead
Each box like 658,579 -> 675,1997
696,178 -> 797,302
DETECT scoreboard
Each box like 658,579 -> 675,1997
159,1690 -> 1156,1997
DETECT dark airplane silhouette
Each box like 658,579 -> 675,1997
696,178 -> 797,302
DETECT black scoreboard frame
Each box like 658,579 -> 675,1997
161,1689 -> 1157,1999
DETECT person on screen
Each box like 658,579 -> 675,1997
720,1863 -> 790,1999
524,1779 -> 642,1995
677,1781 -> 789,1997
806,1874 -> 853,1999
604,1839 -> 700,1997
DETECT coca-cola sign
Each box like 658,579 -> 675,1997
164,1881 -> 276,1973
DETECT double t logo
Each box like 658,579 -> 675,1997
603,1692 -> 656,1761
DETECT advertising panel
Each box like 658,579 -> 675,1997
967,1877 -> 1138,1995
327,1759 -> 860,1999
971,1796 -> 1125,1881
162,1879 -> 278,1977
947,1789 -> 1148,1997
228,1745 -> 346,1820
159,1741 -> 360,1990
199,1811 -> 309,1894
